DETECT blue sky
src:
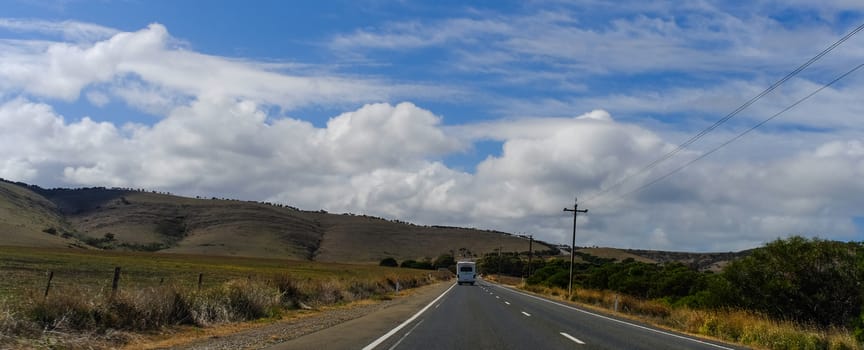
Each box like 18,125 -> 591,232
1,0 -> 863,250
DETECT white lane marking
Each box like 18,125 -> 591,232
560,332 -> 586,345
362,283 -> 457,350
486,284 -> 734,350
504,301 -> 511,305
434,303 -> 441,309
495,296 -> 500,299
521,311 -> 531,317
387,319 -> 425,350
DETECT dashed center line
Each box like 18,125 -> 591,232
495,296 -> 500,299
504,301 -> 511,305
560,332 -> 586,345
521,311 -> 531,317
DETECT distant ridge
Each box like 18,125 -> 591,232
0,179 -> 556,263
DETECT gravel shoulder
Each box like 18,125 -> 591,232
131,281 -> 453,350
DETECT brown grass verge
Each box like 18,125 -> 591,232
0,273 -> 446,349
519,284 -> 860,350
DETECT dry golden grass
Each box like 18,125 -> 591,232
668,309 -> 860,350
520,284 -> 861,350
0,246 -> 446,349
0,182 -> 75,249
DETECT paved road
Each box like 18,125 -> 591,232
364,280 -> 745,350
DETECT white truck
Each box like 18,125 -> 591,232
456,261 -> 476,285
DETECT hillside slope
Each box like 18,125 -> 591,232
307,212 -> 537,263
0,180 -> 554,262
0,181 -> 78,248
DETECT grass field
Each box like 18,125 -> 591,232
0,246 -> 434,298
0,246 -> 444,349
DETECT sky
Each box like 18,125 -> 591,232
1,0 -> 863,251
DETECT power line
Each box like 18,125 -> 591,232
586,22 -> 864,203
611,62 -> 864,202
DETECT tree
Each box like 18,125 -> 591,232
720,236 -> 864,327
400,259 -> 434,270
433,254 -> 455,269
379,257 -> 398,267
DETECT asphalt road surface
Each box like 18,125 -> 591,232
362,279 -> 744,350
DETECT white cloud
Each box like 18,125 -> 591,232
329,5 -> 863,76
0,18 -> 119,42
85,90 -> 109,107
0,22 -> 454,112
1,16 -> 863,252
1,95 -> 862,250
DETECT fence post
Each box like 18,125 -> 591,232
44,271 -> 54,299
112,267 -> 121,296
198,273 -> 203,290
614,294 -> 619,312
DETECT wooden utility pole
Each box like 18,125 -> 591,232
527,235 -> 533,278
563,197 -> 587,300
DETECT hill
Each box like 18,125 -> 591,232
620,248 -> 753,271
0,179 -> 553,263
0,181 -> 83,248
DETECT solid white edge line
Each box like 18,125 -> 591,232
387,319 -> 425,350
560,332 -> 586,345
488,284 -> 734,350
362,283 -> 457,350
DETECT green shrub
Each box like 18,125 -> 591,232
379,257 -> 398,267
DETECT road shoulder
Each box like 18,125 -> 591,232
266,281 -> 453,350
126,281 -> 453,350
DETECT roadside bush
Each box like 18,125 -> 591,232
400,259 -> 433,270
272,274 -> 304,308
28,288 -> 98,330
379,257 -> 398,267
721,237 -> 863,328
224,280 -> 280,320
1,299 -> 38,343
854,311 -> 864,343
571,288 -> 670,318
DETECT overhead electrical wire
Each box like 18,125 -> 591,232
611,62 -> 864,202
585,22 -> 864,203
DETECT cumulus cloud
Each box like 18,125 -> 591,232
2,94 -> 862,250
2,19 -> 862,252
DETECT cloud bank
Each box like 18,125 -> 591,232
1,16 -> 862,251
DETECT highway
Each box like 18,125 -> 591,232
363,280 -> 743,350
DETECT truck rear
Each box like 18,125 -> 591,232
456,261 -> 476,285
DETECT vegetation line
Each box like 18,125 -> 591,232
479,236 -> 864,350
